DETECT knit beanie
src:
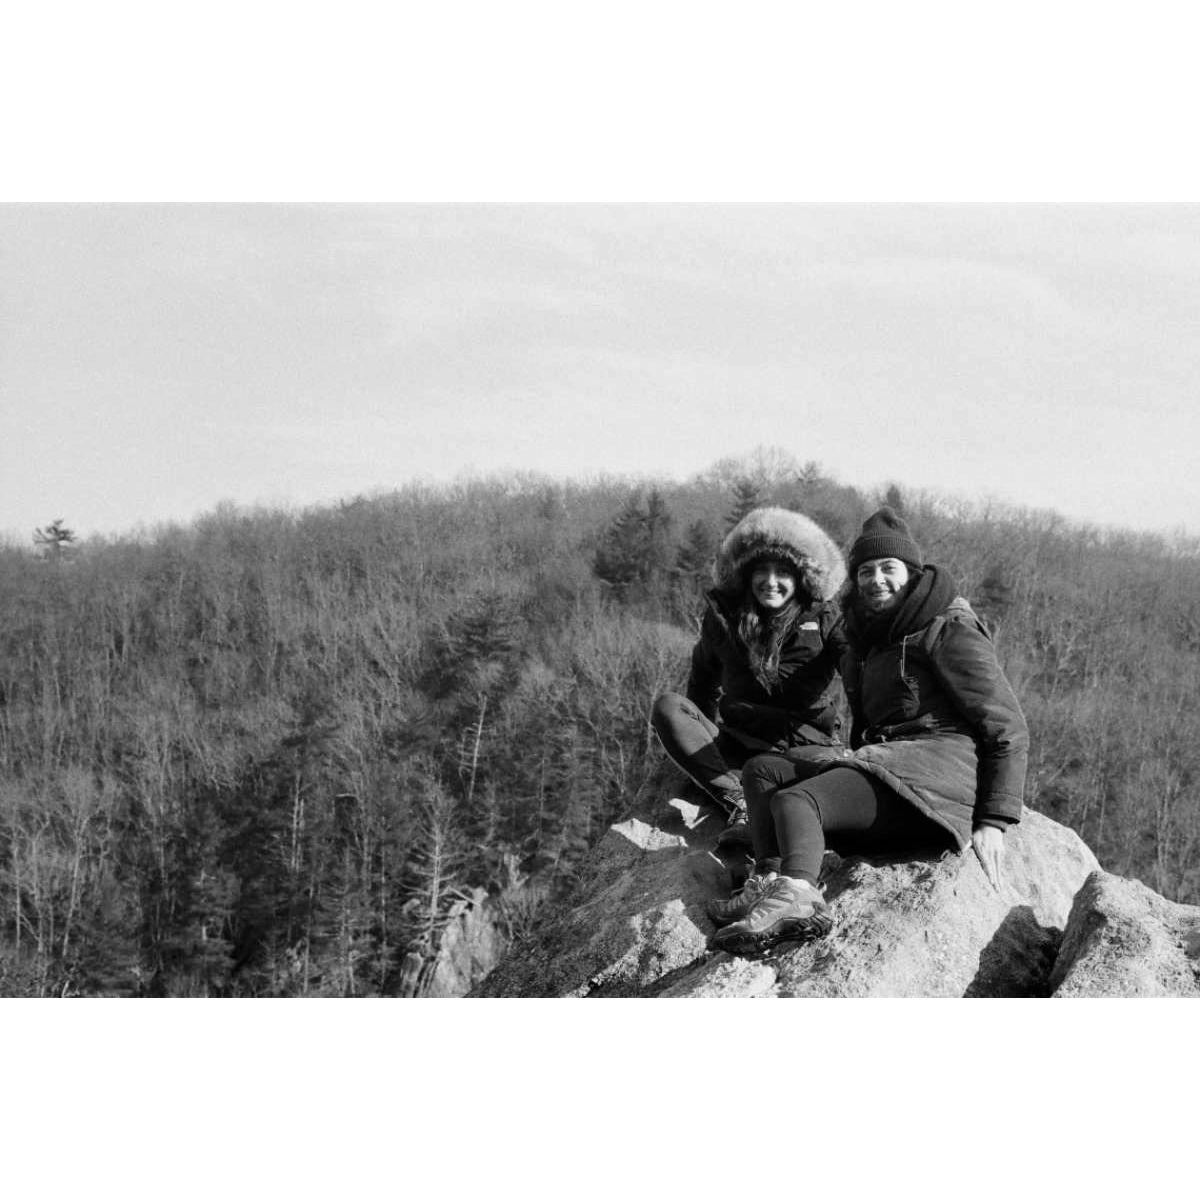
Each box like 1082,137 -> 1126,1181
848,506 -> 923,573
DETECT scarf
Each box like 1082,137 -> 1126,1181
844,563 -> 960,651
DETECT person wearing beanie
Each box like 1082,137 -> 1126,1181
650,507 -> 848,847
708,504 -> 1030,956
846,505 -> 923,575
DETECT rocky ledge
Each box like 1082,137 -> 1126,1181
473,795 -> 1200,998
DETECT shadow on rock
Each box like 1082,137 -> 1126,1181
964,904 -> 1061,997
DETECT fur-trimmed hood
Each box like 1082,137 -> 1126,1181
714,507 -> 846,602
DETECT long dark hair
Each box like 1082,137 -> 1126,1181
729,562 -> 811,687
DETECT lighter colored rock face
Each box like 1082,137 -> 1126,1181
474,793 -> 1149,999
1050,872 -> 1200,998
419,888 -> 507,998
667,812 -> 1099,1000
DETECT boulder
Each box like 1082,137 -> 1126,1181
473,794 -> 1104,998
1049,871 -> 1200,998
424,887 -> 506,997
473,804 -> 725,998
398,888 -> 506,998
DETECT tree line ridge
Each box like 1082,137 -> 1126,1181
1,455 -> 1197,996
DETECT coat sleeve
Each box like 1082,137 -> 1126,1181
840,647 -> 866,751
821,603 -> 850,665
685,609 -> 723,721
927,614 -> 1029,827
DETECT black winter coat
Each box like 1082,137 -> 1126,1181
686,591 -> 847,752
835,571 -> 1029,849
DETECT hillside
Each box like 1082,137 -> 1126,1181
2,453 -> 1198,996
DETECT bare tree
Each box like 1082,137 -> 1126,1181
34,519 -> 76,560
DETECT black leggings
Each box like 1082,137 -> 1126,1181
650,692 -> 752,810
742,756 -> 950,886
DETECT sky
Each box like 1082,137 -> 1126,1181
3,202 -> 1198,544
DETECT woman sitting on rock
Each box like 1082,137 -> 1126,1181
650,507 -> 848,844
708,506 -> 1029,955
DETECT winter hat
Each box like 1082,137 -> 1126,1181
848,506 -> 923,573
715,507 -> 846,602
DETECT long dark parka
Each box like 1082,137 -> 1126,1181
833,562 -> 1030,848
687,508 -> 848,753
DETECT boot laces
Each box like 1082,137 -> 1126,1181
764,875 -> 819,903
742,872 -> 776,901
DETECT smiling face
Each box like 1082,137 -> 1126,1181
855,557 -> 911,615
749,559 -> 798,611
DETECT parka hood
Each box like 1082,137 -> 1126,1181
715,507 -> 847,602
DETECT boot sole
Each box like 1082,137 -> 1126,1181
711,909 -> 832,955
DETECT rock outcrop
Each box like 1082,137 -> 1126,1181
474,792 -> 1200,998
1049,872 -> 1200,998
397,888 -> 505,997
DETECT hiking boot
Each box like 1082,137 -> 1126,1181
706,785 -> 749,846
705,871 -> 777,927
715,808 -> 753,848
710,875 -> 832,955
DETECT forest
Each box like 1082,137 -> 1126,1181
2,450 -> 1198,996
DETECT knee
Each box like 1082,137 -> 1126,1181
742,753 -> 796,798
769,785 -> 821,824
650,691 -> 687,733
652,691 -> 691,734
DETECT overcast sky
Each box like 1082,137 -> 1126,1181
3,202 -> 1198,543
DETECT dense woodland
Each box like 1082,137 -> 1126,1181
2,451 -> 1199,996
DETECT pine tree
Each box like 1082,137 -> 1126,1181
795,460 -> 824,493
977,564 -> 1015,630
593,489 -> 675,602
674,519 -> 717,582
642,488 -> 674,597
725,478 -> 762,528
34,518 -> 76,560
402,763 -> 469,958
883,483 -> 906,515
671,519 -> 719,621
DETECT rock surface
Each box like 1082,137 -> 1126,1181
472,792 -> 1164,998
397,887 -> 505,997
425,887 -> 506,997
474,806 -> 725,998
1050,871 -> 1200,998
